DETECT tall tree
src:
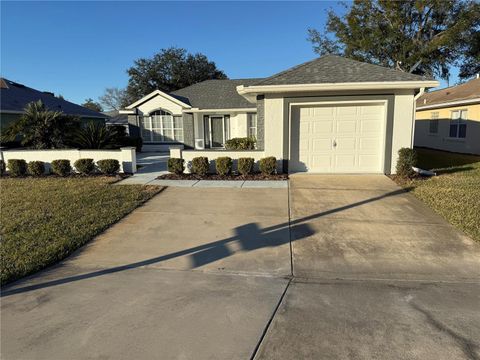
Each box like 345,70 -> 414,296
308,0 -> 480,80
126,47 -> 227,101
82,98 -> 103,112
459,30 -> 480,79
99,87 -> 129,110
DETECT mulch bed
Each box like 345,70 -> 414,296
157,173 -> 288,181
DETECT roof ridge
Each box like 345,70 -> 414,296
423,77 -> 479,95
255,56 -> 325,85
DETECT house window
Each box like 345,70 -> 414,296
140,109 -> 183,142
429,112 -> 439,134
247,113 -> 257,138
449,110 -> 467,138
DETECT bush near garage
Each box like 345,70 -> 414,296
259,157 -> 277,175
396,148 -> 418,178
225,137 -> 256,150
215,157 -> 233,176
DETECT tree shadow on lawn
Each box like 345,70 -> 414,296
1,188 -> 410,297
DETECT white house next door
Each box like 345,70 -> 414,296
290,103 -> 386,173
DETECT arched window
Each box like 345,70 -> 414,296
140,109 -> 183,143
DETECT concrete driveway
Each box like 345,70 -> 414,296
2,175 -> 480,359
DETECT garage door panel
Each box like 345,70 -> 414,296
291,103 -> 385,173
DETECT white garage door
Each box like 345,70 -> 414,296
291,103 -> 385,173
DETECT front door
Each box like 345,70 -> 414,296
210,117 -> 224,148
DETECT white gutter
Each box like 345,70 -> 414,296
185,107 -> 257,113
237,80 -> 439,95
416,97 -> 480,110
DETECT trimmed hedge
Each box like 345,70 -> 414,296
191,156 -> 209,176
7,159 -> 27,177
396,148 -> 417,178
97,159 -> 120,175
0,160 -> 5,176
259,157 -> 277,175
225,137 -> 256,150
216,157 -> 232,176
28,161 -> 45,176
74,158 -> 95,175
238,157 -> 254,175
168,158 -> 185,174
51,159 -> 71,176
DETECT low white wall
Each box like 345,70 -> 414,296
170,148 -> 265,173
0,147 -> 137,173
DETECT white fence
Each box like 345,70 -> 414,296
170,147 -> 266,173
0,147 -> 137,173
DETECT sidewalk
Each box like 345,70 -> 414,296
117,152 -> 169,185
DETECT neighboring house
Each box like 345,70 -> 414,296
415,76 -> 480,155
103,110 -> 129,134
0,77 -> 107,130
123,55 -> 438,174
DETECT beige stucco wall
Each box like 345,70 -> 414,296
414,103 -> 480,154
0,148 -> 137,173
260,90 -> 416,174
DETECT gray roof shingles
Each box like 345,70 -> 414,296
0,78 -> 106,118
170,79 -> 261,109
254,55 -> 432,86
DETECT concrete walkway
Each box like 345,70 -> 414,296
117,152 -> 169,185
2,175 -> 479,359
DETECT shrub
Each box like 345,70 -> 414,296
7,159 -> 27,177
74,158 -> 95,175
121,136 -> 143,152
97,159 -> 120,175
191,156 -> 209,176
51,159 -> 71,176
259,157 -> 277,175
396,148 -> 417,178
225,137 -> 256,150
238,157 -> 254,175
216,157 -> 232,176
28,161 -> 45,176
0,160 -> 5,176
167,158 -> 185,174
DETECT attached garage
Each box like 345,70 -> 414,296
290,102 -> 386,173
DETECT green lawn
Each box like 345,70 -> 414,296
399,148 -> 480,242
0,177 -> 161,284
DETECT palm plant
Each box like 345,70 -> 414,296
1,100 -> 76,149
73,121 -> 116,149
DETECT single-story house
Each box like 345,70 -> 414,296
103,110 -> 129,134
0,77 -> 107,130
123,55 -> 438,174
414,76 -> 480,155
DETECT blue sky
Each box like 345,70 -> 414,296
2,1 -> 452,105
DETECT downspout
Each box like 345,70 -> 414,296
411,87 -> 425,147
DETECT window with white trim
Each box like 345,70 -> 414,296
449,110 -> 467,138
247,113 -> 257,138
140,109 -> 183,142
429,112 -> 439,134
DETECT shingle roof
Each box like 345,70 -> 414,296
171,79 -> 261,109
255,55 -> 432,86
103,110 -> 128,125
0,78 -> 106,118
416,77 -> 480,108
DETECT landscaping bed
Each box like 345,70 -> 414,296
0,177 -> 161,284
394,148 -> 480,242
157,173 -> 288,181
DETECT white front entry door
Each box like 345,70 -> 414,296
291,103 -> 386,173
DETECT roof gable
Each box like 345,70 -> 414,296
126,89 -> 192,110
0,78 -> 106,118
255,55 -> 432,86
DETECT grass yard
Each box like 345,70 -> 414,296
398,148 -> 480,242
0,177 -> 161,284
